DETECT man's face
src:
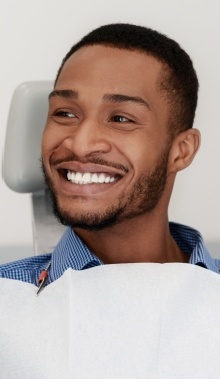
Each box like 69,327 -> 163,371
42,45 -> 171,230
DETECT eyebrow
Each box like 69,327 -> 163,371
49,89 -> 150,109
103,94 -> 150,109
49,89 -> 78,99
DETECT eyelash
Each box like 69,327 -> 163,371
53,110 -> 76,118
52,110 -> 134,123
110,115 -> 133,123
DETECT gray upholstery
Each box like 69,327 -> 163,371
3,81 -> 66,255
3,81 -> 53,193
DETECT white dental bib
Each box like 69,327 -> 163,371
1,263 -> 220,378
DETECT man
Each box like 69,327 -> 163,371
1,23 -> 219,287
2,24 -> 220,379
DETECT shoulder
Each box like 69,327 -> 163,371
169,222 -> 220,273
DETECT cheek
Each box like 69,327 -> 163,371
123,133 -> 169,179
42,125 -> 63,157
121,136 -> 157,174
41,128 -> 57,167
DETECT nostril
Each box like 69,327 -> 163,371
61,132 -> 111,157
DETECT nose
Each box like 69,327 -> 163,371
62,119 -> 111,158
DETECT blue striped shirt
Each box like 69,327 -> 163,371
0,222 -> 219,286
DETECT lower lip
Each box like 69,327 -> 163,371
57,174 -> 120,196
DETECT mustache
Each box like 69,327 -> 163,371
48,154 -> 129,174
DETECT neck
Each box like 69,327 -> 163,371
74,212 -> 188,265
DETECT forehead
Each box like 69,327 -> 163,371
56,45 -> 164,98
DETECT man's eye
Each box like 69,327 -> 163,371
112,115 -> 130,123
54,111 -> 76,118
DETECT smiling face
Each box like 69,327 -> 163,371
42,45 -> 172,230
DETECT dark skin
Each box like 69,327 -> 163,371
42,45 -> 200,265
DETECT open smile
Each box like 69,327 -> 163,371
66,170 -> 118,185
53,161 -> 126,196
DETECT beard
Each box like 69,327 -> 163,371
42,150 -> 169,231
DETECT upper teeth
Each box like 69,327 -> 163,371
67,171 -> 116,184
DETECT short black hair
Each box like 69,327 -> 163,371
55,23 -> 199,136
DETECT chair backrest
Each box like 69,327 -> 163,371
3,81 -> 52,193
3,82 -> 66,255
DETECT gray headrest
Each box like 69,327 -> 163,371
3,81 -> 53,193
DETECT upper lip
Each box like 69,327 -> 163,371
54,161 -> 126,176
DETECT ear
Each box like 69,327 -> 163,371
168,128 -> 201,174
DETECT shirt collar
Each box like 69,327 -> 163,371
50,223 -> 219,282
169,222 -> 219,274
49,227 -> 102,282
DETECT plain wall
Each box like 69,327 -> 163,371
0,0 -> 220,254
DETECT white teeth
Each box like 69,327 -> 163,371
75,172 -> 82,182
67,171 -> 117,185
91,173 -> 99,183
104,176 -> 111,183
82,172 -> 91,182
98,173 -> 106,183
67,171 -> 72,181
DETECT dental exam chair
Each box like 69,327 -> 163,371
3,82 -> 66,256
